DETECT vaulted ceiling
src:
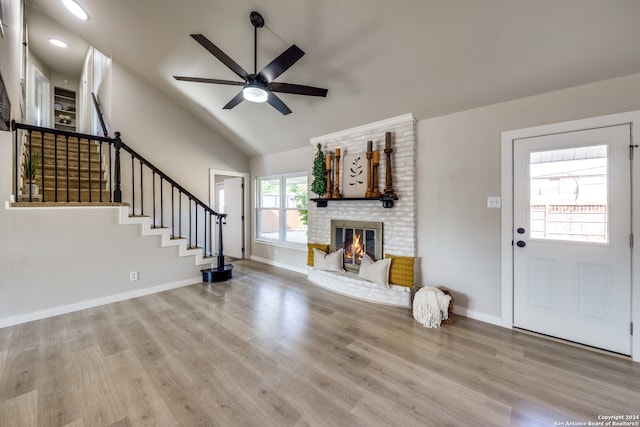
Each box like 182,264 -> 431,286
26,0 -> 640,157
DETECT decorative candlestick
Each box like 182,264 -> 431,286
365,141 -> 373,198
372,150 -> 380,196
332,148 -> 342,198
384,132 -> 396,198
325,153 -> 333,198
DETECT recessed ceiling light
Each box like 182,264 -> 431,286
62,0 -> 89,20
49,38 -> 68,48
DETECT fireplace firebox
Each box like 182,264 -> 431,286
331,220 -> 383,272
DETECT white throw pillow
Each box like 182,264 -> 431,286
313,248 -> 345,272
358,253 -> 391,288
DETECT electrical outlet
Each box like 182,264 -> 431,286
487,196 -> 502,209
129,271 -> 139,282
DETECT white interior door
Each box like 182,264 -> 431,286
513,125 -> 632,355
28,65 -> 50,127
223,177 -> 244,259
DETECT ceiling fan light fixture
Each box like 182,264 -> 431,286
62,0 -> 89,20
243,84 -> 268,103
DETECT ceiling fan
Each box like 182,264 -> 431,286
174,11 -> 328,115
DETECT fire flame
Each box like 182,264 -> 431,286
345,231 -> 365,264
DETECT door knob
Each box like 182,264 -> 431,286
516,240 -> 526,248
517,227 -> 525,234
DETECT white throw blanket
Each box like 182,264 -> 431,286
413,286 -> 451,328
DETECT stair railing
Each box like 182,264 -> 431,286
11,120 -> 225,259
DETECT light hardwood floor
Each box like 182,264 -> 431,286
0,260 -> 638,426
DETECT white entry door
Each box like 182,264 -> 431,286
222,177 -> 244,259
513,125 -> 632,355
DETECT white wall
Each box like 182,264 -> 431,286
110,63 -> 248,204
0,16 -> 251,325
0,133 -> 200,325
418,72 -> 640,323
252,72 -> 640,324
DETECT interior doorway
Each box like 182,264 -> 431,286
501,111 -> 640,361
27,64 -> 50,127
210,169 -> 250,260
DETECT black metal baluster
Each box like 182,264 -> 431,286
77,136 -> 81,202
54,135 -> 59,202
88,139 -> 93,202
27,131 -> 33,201
189,198 -> 192,248
203,208 -> 207,256
160,177 -> 164,228
152,171 -> 156,227
131,156 -> 135,214
179,192 -> 182,239
99,141 -> 103,202
13,123 -> 17,200
171,185 -> 175,238
40,132 -> 45,202
65,135 -> 70,202
209,213 -> 213,257
108,141 -> 113,202
113,132 -> 122,203
140,161 -> 143,214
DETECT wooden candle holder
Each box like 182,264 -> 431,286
324,153 -> 333,199
384,132 -> 396,198
324,166 -> 333,199
332,150 -> 342,198
365,151 -> 373,198
372,151 -> 381,196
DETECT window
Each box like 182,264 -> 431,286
256,173 -> 308,244
529,145 -> 608,243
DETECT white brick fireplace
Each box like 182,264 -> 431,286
307,113 -> 417,306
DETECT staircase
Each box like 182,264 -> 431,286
12,121 -> 229,275
22,133 -> 110,202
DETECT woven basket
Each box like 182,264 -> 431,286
439,288 -> 454,325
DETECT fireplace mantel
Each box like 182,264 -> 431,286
310,195 -> 398,208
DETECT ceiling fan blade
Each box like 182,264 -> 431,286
173,76 -> 245,86
258,45 -> 305,83
223,91 -> 245,110
267,92 -> 292,115
270,82 -> 328,97
190,34 -> 249,80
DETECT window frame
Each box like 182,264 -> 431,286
254,172 -> 308,247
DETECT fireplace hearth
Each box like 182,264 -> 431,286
331,220 -> 383,272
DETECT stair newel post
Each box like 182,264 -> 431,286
113,132 -> 123,203
200,211 -> 233,282
217,213 -> 227,270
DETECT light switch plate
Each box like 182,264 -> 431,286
487,196 -> 501,208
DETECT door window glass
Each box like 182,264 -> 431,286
529,145 -> 608,243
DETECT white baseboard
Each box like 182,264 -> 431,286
453,306 -> 507,328
0,276 -> 201,328
249,255 -> 308,275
